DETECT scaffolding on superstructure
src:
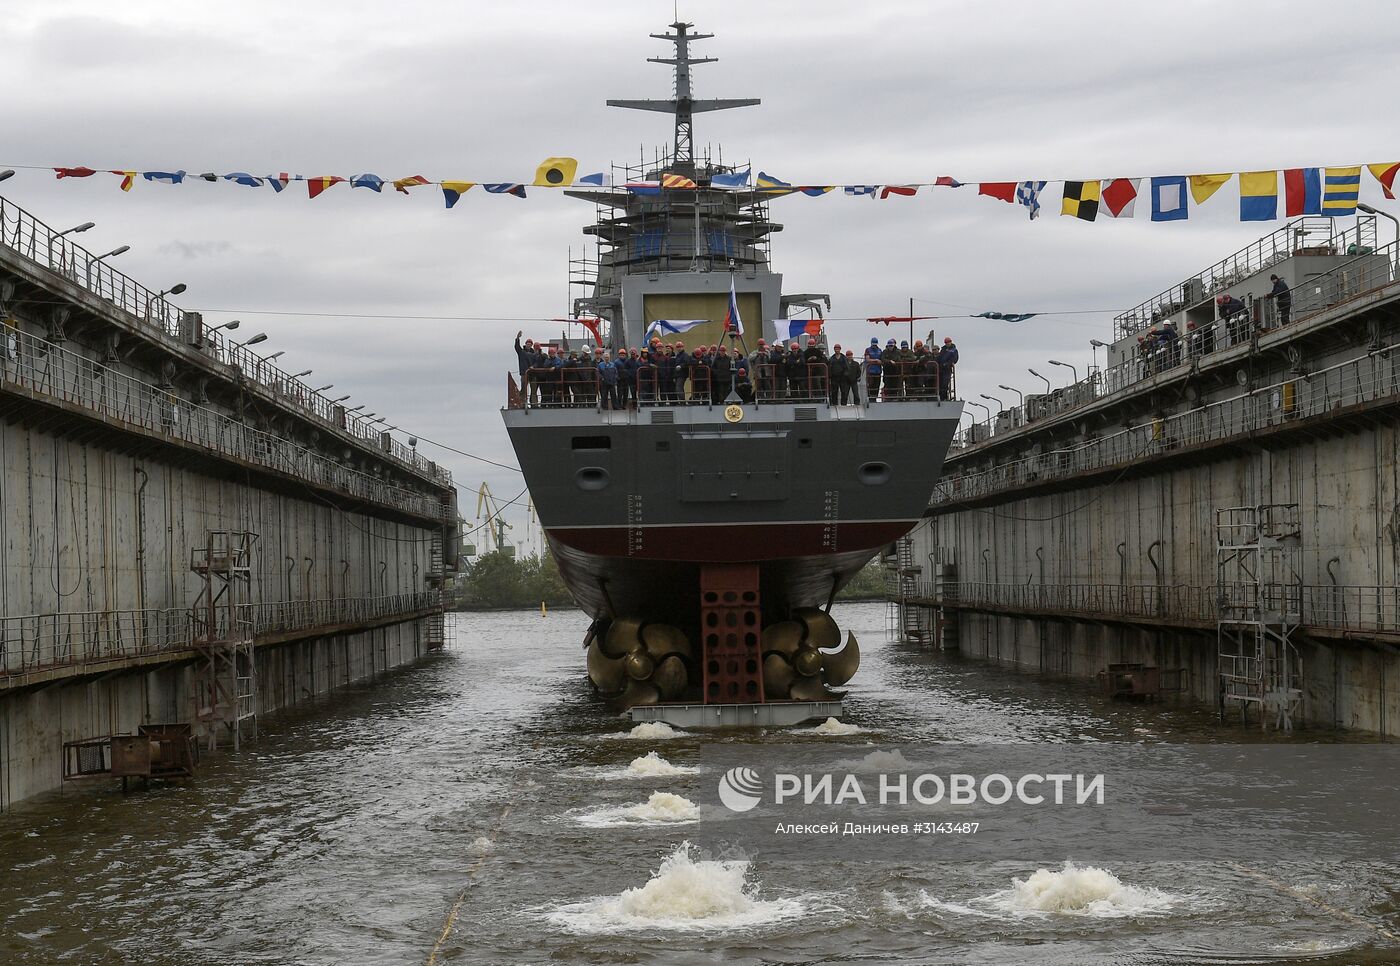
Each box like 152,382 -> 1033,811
1215,504 -> 1304,730
190,530 -> 258,750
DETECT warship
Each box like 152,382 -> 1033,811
501,22 -> 962,725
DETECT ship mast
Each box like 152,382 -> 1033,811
606,21 -> 760,172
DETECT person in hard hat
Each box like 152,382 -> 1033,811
881,338 -> 902,400
786,341 -> 808,399
937,336 -> 959,400
864,338 -> 884,401
827,342 -> 849,405
748,338 -> 770,400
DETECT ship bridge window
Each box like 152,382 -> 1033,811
572,435 -> 611,451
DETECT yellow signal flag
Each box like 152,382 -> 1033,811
1189,173 -> 1232,205
534,157 -> 578,187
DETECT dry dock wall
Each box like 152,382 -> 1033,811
905,242 -> 1400,735
0,194 -> 457,810
0,619 -> 430,810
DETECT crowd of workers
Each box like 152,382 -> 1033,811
1134,274 -> 1294,378
513,331 -> 958,409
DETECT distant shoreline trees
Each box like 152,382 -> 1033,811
452,552 -> 890,611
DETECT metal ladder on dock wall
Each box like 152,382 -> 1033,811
884,535 -> 929,643
1215,505 -> 1304,731
190,530 -> 259,750
424,500 -> 451,652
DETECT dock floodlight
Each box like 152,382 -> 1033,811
234,333 -> 267,348
158,283 -> 187,298
979,393 -> 1004,411
347,404 -> 366,413
96,245 -> 130,260
332,395 -> 351,403
265,351 -> 285,362
1047,359 -> 1078,382
212,320 -> 241,332
408,437 -> 418,447
57,222 -> 95,238
314,384 -> 334,392
0,170 -> 14,182
293,370 -> 313,378
1027,368 -> 1051,393
997,384 -> 1024,405
1089,339 -> 1108,348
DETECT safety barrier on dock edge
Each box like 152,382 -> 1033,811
935,346 -> 1400,507
900,580 -> 1400,637
1,322 -> 448,521
0,593 -> 442,679
0,197 -> 450,487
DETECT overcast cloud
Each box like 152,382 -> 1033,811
4,0 -> 1399,543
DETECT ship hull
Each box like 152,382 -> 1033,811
503,398 -> 962,625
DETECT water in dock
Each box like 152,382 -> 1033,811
1,602 -> 1395,964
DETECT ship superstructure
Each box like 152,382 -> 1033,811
502,23 -> 962,725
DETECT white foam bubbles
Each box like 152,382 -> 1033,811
573,791 -> 701,828
547,843 -> 809,934
466,836 -> 495,856
595,751 -> 700,780
990,862 -> 1182,918
600,722 -> 685,741
802,717 -> 862,736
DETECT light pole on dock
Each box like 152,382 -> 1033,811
1089,340 -> 1107,374
1047,359 -> 1078,383
1027,368 -> 1051,394
979,393 -> 1004,413
998,384 -> 1023,407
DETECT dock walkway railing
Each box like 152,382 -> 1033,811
936,345 -> 1400,507
908,580 -> 1400,635
0,593 -> 439,678
0,196 -> 449,488
954,237 -> 1398,451
1,321 -> 446,521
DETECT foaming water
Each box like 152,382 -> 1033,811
595,751 -> 700,780
546,843 -> 811,934
466,836 -> 495,856
573,792 -> 701,828
601,722 -> 685,741
988,862 -> 1185,918
803,717 -> 862,736
836,748 -> 911,772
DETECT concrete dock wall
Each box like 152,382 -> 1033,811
0,617 -> 430,810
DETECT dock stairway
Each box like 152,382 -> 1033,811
1215,505 -> 1304,730
190,530 -> 259,750
884,534 -> 930,643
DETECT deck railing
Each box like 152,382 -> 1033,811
0,196 -> 450,487
1,322 -> 447,520
906,580 -> 1400,634
0,593 -> 440,678
508,360 -> 954,410
938,347 -> 1400,506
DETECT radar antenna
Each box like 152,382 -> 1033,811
606,22 -> 760,170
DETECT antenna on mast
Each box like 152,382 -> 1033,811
607,22 -> 760,171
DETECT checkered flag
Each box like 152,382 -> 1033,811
1016,181 -> 1047,220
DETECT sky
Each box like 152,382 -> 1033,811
3,0 -> 1398,547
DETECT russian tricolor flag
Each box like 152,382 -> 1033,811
724,277 -> 744,336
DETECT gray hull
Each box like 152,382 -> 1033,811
503,398 -> 961,622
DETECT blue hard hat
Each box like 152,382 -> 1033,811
870,338 -> 879,345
